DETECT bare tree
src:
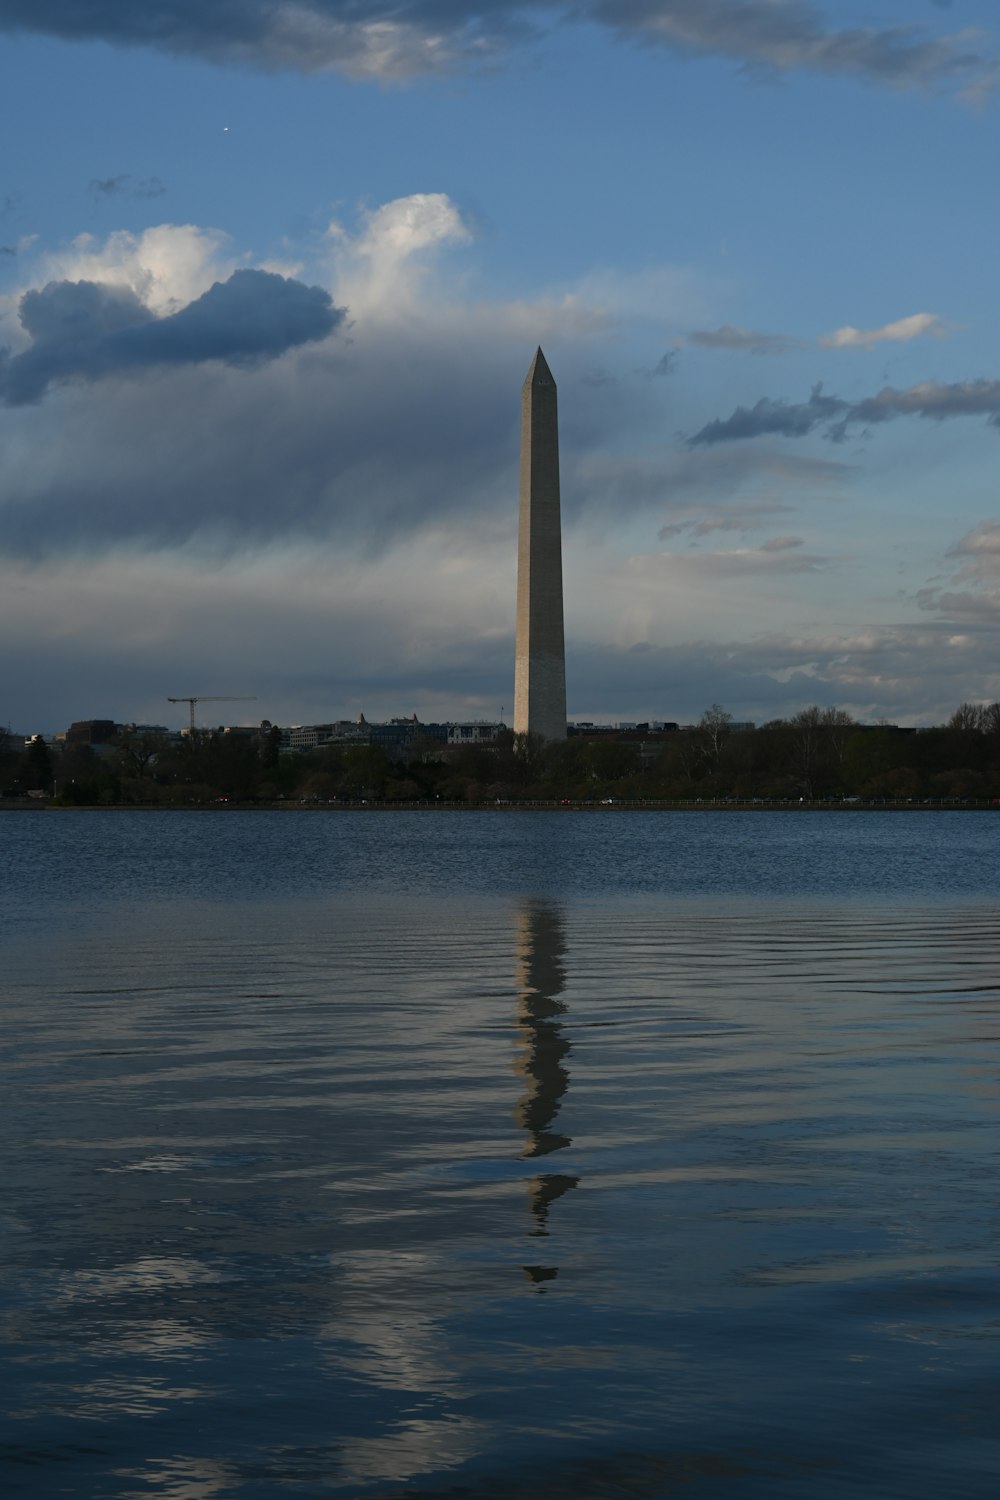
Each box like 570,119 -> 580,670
697,704 -> 732,771
949,702 -> 988,733
790,705 -> 855,797
113,727 -> 166,779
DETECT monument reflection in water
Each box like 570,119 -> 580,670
513,899 -> 579,1283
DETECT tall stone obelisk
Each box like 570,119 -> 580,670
514,348 -> 567,741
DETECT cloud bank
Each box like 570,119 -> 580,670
7,537 -> 998,734
0,269 -> 342,404
0,194 -> 721,558
690,378 -> 1000,445
0,0 -> 994,95
2,193 -> 998,732
593,0 -> 997,96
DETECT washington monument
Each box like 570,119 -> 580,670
514,348 -> 567,741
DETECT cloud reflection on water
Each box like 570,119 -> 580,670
6,824 -> 1000,1500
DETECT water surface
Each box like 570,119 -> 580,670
2,811 -> 1000,1497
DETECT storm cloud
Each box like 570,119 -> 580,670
0,329 -> 529,556
0,0 -> 994,94
0,195 -> 621,559
0,269 -> 343,404
689,379 -> 1000,446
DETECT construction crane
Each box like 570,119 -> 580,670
167,696 -> 257,733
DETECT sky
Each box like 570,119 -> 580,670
2,0 -> 1000,734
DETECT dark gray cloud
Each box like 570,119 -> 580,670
18,278 -> 152,344
689,378 -> 1000,445
0,316 -> 670,561
917,587 -> 1000,625
0,0 -> 993,94
0,0 -> 520,75
0,269 -> 342,404
0,330 -> 519,554
688,324 -> 800,356
89,174 -> 166,200
593,0 -> 997,95
652,350 -> 680,376
852,380 -> 1000,425
689,383 -> 848,444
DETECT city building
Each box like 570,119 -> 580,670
64,720 -> 118,747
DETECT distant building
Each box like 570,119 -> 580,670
281,721 -> 371,752
446,723 -> 505,745
851,723 -> 915,735
568,722 -> 679,737
369,721 -> 430,756
219,724 -> 264,740
370,721 -> 506,757
65,719 -> 118,747
278,718 -> 506,758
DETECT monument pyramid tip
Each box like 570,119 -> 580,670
525,345 -> 555,387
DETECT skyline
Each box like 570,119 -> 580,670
3,1 -> 1000,733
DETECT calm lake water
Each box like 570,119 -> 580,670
2,810 -> 1000,1498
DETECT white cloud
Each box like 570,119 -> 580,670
37,224 -> 239,317
0,225 -> 241,355
264,10 -> 466,80
355,193 -> 470,261
820,311 -> 948,350
330,192 -> 472,317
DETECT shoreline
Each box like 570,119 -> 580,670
3,799 -> 998,813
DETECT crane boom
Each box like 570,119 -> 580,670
167,695 -> 257,732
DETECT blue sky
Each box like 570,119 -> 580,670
2,0 -> 999,732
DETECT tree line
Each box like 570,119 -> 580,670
2,702 -> 999,806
